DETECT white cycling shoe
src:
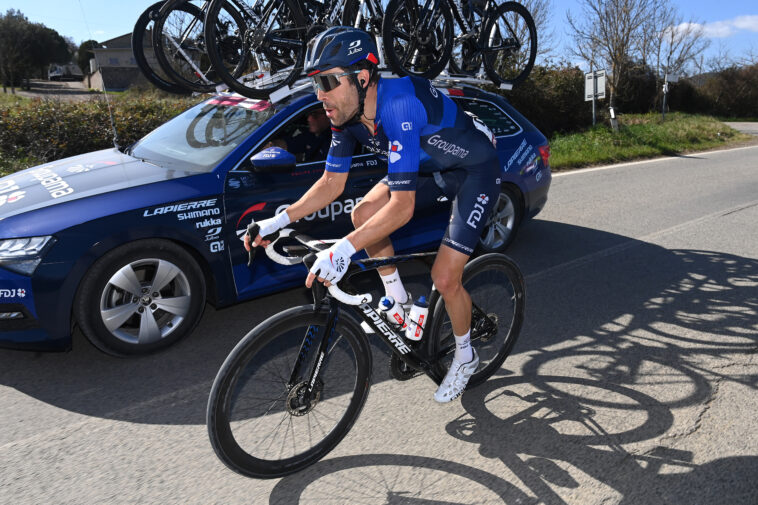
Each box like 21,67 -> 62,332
434,349 -> 479,403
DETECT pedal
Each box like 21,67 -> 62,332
389,353 -> 421,381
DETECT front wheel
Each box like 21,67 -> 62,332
207,305 -> 372,479
481,2 -> 537,88
73,239 -> 206,356
427,253 -> 525,388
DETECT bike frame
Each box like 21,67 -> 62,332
293,252 -> 446,397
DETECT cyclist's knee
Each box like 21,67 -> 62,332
431,266 -> 463,298
352,195 -> 386,227
351,201 -> 371,227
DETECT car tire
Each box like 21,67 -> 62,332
476,184 -> 522,254
74,239 -> 206,357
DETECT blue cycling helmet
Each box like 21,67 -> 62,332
304,26 -> 379,76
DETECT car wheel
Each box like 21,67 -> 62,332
74,239 -> 206,356
476,184 -> 523,254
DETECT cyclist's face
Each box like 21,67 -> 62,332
315,68 -> 360,127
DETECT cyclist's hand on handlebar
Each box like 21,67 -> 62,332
245,212 -> 291,250
305,238 -> 356,288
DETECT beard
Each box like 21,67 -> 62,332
329,103 -> 362,129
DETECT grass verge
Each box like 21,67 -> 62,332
550,112 -> 753,170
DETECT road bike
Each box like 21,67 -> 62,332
204,0 -> 360,99
382,0 -> 537,86
132,1 -> 194,94
151,0 -> 248,93
206,225 -> 525,478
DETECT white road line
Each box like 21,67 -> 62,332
552,144 -> 758,177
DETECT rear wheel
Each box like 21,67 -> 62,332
382,0 -> 453,78
205,0 -> 306,98
131,1 -> 192,94
152,0 -> 244,93
207,306 -> 371,478
427,253 -> 525,388
74,239 -> 206,356
477,184 -> 522,254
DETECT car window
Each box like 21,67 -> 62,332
256,106 -> 334,164
451,98 -> 522,137
128,96 -> 276,172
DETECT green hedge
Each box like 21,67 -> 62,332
0,94 -> 201,169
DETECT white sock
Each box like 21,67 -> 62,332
380,269 -> 408,304
454,330 -> 473,363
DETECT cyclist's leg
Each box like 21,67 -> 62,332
351,180 -> 394,274
351,179 -> 412,304
431,245 -> 472,337
430,158 -> 500,402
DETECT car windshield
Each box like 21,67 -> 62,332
127,96 -> 277,172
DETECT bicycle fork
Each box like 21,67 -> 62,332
286,303 -> 342,413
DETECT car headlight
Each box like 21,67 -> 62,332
0,236 -> 55,275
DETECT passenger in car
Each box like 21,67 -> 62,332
265,108 -> 332,163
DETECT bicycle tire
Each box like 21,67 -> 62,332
481,1 -> 536,87
131,1 -> 192,94
447,0 -> 485,76
152,0 -> 242,93
382,0 -> 453,79
205,0 -> 307,99
207,304 -> 372,479
426,253 -> 525,388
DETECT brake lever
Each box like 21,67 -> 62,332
245,222 -> 279,267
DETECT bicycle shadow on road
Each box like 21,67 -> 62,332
444,374 -> 758,504
0,220 -> 755,431
268,453 -> 537,505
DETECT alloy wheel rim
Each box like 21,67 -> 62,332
99,258 -> 192,345
480,192 -> 515,250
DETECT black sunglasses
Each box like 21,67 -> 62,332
310,70 -> 361,93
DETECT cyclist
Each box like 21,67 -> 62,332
246,26 -> 500,403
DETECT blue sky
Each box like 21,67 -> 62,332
1,0 -> 756,66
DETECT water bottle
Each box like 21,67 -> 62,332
379,296 -> 407,330
405,296 -> 429,342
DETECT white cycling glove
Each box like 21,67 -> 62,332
249,211 -> 291,240
309,238 -> 356,284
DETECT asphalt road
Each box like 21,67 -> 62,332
11,79 -> 98,103
1,145 -> 757,504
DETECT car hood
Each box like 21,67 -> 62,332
0,148 -> 198,220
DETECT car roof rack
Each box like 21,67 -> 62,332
269,69 -> 513,103
218,68 -> 513,105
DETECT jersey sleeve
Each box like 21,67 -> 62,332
324,127 -> 356,173
381,94 -> 428,191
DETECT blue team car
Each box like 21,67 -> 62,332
0,82 -> 551,356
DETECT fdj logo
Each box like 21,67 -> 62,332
388,140 -> 403,163
466,194 -> 490,228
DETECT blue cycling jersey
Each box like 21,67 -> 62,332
325,76 -> 497,191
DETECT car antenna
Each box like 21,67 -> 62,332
77,0 -> 121,151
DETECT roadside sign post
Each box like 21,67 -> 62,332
662,73 -> 678,121
585,69 -> 606,126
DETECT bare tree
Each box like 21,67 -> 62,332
567,0 -> 657,107
651,16 -> 710,78
519,0 -> 557,61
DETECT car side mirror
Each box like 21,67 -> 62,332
250,147 -> 296,173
